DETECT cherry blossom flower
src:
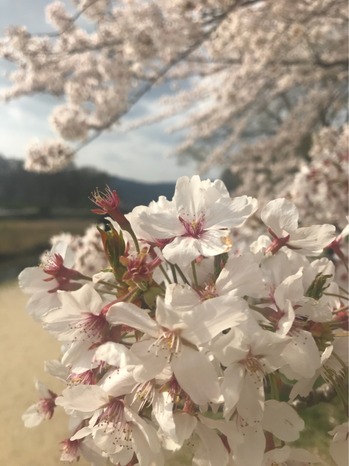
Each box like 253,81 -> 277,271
56,385 -> 163,465
211,317 -> 290,421
261,198 -> 336,256
107,293 -> 247,405
262,400 -> 304,443
262,446 -> 321,466
42,284 -> 112,372
59,437 -> 106,466
22,380 -> 57,427
130,175 -> 258,265
25,139 -> 74,173
161,412 -> 230,466
18,241 -> 82,320
329,422 -> 349,466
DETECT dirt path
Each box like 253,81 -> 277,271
0,280 -> 89,466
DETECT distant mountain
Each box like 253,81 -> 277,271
108,176 -> 175,212
0,154 -> 176,216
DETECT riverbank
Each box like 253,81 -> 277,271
0,217 -> 93,283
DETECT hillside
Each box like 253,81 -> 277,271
0,155 -> 175,216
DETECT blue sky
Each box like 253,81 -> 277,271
0,0 -> 209,183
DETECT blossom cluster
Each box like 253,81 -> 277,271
286,125 -> 349,230
19,176 -> 348,466
0,0 -> 347,184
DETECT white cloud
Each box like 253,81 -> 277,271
5,105 -> 24,122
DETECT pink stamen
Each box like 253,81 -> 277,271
41,252 -> 84,292
100,398 -> 125,423
178,214 -> 205,238
60,439 -> 81,462
121,249 -> 162,282
69,369 -> 96,385
37,393 -> 57,420
91,186 -> 131,231
73,312 -> 109,343
91,186 -> 120,215
196,282 -> 218,301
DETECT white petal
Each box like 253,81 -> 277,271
198,229 -> 233,257
70,425 -> 94,441
18,267 -> 51,293
329,423 -> 349,466
44,359 -> 69,382
152,392 -> 177,441
263,400 -> 304,441
156,298 -> 186,331
101,368 -> 136,397
250,327 -> 290,368
131,340 -> 168,382
22,404 -> 45,428
61,339 -> 95,372
194,421 -> 229,466
107,302 -> 159,337
205,195 -> 257,229
162,236 -> 202,265
230,422 -> 265,466
274,269 -> 304,309
221,364 -> 245,416
289,447 -> 323,464
181,295 -> 247,346
132,425 -> 163,466
93,423 -> 131,456
137,208 -> 181,240
173,412 -> 197,447
280,330 -> 321,379
216,253 -> 266,298
276,299 -> 295,337
261,198 -> 299,235
52,241 -> 75,267
125,408 -> 161,452
172,345 -> 220,404
288,374 -> 317,401
263,446 -> 291,465
68,284 -> 103,315
237,371 -> 264,423
55,385 -> 108,412
26,291 -> 60,321
94,342 -> 132,367
173,175 -> 207,218
289,224 -> 336,255
210,327 -> 249,367
164,283 -> 200,309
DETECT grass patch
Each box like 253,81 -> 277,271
0,218 -> 94,257
293,396 -> 347,465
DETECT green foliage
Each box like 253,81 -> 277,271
293,396 -> 347,465
305,273 -> 332,300
97,224 -> 126,281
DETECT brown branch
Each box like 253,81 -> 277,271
73,0 -> 247,154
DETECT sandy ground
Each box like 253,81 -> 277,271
0,280 -> 89,466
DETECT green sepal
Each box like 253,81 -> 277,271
305,273 -> 332,300
213,252 -> 229,280
97,224 -> 126,280
143,286 -> 164,309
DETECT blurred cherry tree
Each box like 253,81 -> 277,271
0,0 -> 348,217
